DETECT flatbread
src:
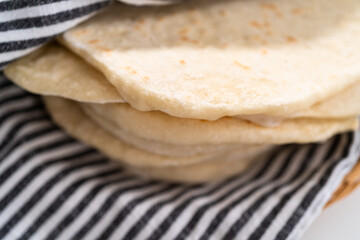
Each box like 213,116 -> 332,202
7,43 -> 360,122
4,43 -> 124,103
81,103 -> 269,157
235,81 -> 360,125
297,82 -> 360,119
60,0 -> 360,120
43,96 -> 270,169
82,102 -> 358,145
128,155 -> 258,183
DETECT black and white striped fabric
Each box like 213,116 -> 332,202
0,0 -> 179,69
0,72 -> 359,240
1,1 -> 360,240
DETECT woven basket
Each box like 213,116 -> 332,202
326,159 -> 360,207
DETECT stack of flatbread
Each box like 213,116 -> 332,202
4,0 -> 360,182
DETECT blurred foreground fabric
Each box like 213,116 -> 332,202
0,73 -> 359,240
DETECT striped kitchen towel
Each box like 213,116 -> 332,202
0,73 -> 359,240
1,1 -> 360,240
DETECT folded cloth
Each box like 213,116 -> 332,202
0,0 -> 178,69
1,1 -> 360,239
0,72 -> 359,240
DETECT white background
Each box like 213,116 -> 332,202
302,187 -> 360,240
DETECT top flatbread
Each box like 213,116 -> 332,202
60,0 -> 360,120
297,82 -> 360,119
6,43 -> 360,122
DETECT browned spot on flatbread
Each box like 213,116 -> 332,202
250,21 -> 263,29
260,2 -> 278,11
219,10 -> 227,16
137,18 -> 146,24
182,36 -> 190,42
124,66 -> 137,74
97,46 -> 112,52
261,3 -> 283,18
286,36 -> 297,43
234,61 -> 251,70
74,29 -> 88,37
157,16 -> 165,22
191,18 -> 200,24
265,30 -> 273,36
181,36 -> 199,45
179,27 -> 189,35
142,76 -> 150,82
88,39 -> 99,44
292,7 -> 303,15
